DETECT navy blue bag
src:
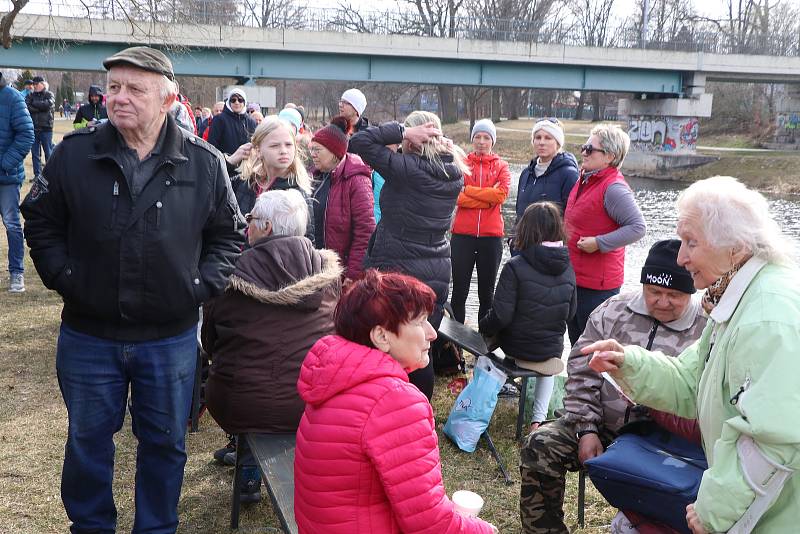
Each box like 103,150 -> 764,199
585,424 -> 707,534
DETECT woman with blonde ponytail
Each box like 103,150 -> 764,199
226,116 -> 315,245
349,110 -> 469,400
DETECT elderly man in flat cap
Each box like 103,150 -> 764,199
21,46 -> 245,533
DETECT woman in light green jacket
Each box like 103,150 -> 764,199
584,176 -> 799,534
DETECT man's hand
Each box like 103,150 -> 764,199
578,433 -> 604,464
686,503 -> 708,534
582,339 -> 625,374
403,122 -> 442,146
577,236 -> 599,253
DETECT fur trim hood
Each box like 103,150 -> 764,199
227,235 -> 342,310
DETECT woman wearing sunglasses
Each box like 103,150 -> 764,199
564,124 -> 645,345
207,88 -> 257,157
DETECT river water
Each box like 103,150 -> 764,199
459,165 -> 800,324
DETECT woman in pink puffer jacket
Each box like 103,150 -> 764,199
295,270 -> 497,534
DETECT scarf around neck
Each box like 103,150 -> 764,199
701,259 -> 748,314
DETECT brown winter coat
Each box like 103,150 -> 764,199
202,234 -> 342,434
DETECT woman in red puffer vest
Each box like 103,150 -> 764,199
450,119 -> 510,324
295,270 -> 498,534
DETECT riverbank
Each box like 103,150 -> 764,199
443,118 -> 800,195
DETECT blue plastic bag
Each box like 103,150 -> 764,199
443,356 -> 507,452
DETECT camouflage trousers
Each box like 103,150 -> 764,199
519,418 -> 616,534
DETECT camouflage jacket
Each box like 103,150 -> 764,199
563,291 -> 708,434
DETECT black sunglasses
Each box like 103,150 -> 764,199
580,143 -> 607,155
229,96 -> 245,103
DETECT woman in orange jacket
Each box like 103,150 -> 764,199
450,119 -> 511,324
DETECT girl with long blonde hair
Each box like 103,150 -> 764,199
226,115 -> 315,244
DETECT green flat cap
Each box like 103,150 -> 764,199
103,46 -> 175,80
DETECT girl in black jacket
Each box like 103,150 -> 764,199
479,201 -> 576,430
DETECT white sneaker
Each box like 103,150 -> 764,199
9,273 -> 25,293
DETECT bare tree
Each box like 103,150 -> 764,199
241,0 -> 307,29
1,0 -> 29,49
565,0 -> 616,120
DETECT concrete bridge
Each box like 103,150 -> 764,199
6,12 -> 800,98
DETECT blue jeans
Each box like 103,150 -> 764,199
56,325 -> 197,534
32,129 -> 53,176
567,286 -> 620,345
0,183 -> 24,275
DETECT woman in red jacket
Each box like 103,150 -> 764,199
564,123 -> 645,344
450,119 -> 510,323
295,270 -> 497,534
310,116 -> 376,280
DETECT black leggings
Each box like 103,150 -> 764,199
450,234 -> 503,324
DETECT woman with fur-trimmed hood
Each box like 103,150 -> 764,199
202,189 -> 342,437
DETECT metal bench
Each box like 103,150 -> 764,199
230,433 -> 298,534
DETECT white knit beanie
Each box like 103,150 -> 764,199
532,119 -> 565,148
471,118 -> 497,145
340,88 -> 367,117
226,88 -> 248,115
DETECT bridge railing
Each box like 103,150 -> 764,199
7,0 -> 800,57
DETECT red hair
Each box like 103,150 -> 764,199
335,270 -> 436,348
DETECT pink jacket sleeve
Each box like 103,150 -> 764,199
346,173 -> 376,280
362,386 -> 495,534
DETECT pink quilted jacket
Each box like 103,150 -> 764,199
295,335 -> 495,534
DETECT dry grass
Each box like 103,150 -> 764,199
0,118 -> 621,533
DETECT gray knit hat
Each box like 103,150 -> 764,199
471,118 -> 497,145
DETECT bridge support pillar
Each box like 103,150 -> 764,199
618,87 -> 715,177
618,93 -> 712,154
769,84 -> 800,150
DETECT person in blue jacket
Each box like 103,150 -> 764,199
515,118 -> 579,220
0,72 -> 34,293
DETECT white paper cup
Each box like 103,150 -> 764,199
452,490 -> 484,517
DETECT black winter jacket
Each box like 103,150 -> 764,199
515,151 -> 579,219
21,116 -> 246,341
349,122 -> 462,327
207,105 -> 256,156
73,101 -> 107,125
230,175 -> 315,246
26,90 -> 55,131
479,244 -> 576,361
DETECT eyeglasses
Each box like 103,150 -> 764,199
229,96 -> 245,104
244,213 -> 260,224
580,143 -> 607,155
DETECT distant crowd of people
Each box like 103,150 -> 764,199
1,44 -> 799,534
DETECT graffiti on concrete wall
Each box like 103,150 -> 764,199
628,116 -> 699,153
777,113 -> 800,131
775,113 -> 800,144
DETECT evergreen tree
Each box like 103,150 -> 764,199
13,69 -> 34,91
60,72 -> 75,104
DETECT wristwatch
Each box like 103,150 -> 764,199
576,430 -> 598,440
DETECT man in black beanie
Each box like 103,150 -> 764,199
519,239 -> 707,534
